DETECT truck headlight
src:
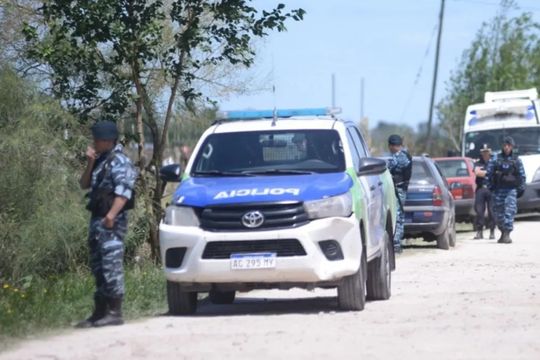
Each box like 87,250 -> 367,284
163,206 -> 200,227
533,167 -> 540,182
304,192 -> 353,219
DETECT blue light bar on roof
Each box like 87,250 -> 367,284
217,107 -> 341,120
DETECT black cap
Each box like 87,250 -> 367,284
388,134 -> 403,145
503,136 -> 515,147
91,121 -> 118,140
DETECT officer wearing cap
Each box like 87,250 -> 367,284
387,134 -> 412,253
77,121 -> 137,327
486,136 -> 526,244
473,144 -> 495,240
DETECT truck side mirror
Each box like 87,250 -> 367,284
160,164 -> 182,182
357,157 -> 387,177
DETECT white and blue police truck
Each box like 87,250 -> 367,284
159,108 -> 398,314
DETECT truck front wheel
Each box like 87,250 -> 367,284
366,231 -> 392,300
337,249 -> 366,311
167,281 -> 198,315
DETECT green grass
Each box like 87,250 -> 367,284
0,262 -> 167,347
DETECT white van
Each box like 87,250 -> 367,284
462,88 -> 540,212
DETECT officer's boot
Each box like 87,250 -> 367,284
500,231 -> 512,244
93,297 -> 124,327
75,295 -> 107,328
473,230 -> 483,239
489,229 -> 495,240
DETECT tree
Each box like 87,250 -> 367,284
437,0 -> 540,152
369,121 -> 416,156
23,0 -> 305,259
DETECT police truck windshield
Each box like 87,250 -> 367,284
191,130 -> 345,176
465,127 -> 540,158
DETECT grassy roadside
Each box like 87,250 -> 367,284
0,262 -> 167,347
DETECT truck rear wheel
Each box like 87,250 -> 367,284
167,281 -> 198,315
209,290 -> 236,305
449,216 -> 457,247
366,232 -> 391,300
338,249 -> 366,311
436,227 -> 450,250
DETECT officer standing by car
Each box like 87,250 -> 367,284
473,145 -> 496,240
77,121 -> 137,328
387,134 -> 412,253
486,136 -> 526,244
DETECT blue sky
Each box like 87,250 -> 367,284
218,0 -> 540,129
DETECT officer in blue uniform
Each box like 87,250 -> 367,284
473,144 -> 495,239
77,121 -> 137,327
486,136 -> 526,244
387,135 -> 412,253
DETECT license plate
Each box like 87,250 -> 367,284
230,252 -> 277,270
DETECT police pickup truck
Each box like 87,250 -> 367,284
159,108 -> 398,314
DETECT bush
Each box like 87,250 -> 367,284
0,65 -> 151,281
0,262 -> 166,345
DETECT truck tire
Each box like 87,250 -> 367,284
338,249 -> 366,311
448,216 -> 457,247
209,290 -> 236,305
436,226 -> 450,250
366,232 -> 391,300
167,281 -> 198,315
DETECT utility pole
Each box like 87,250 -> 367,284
425,0 -> 445,154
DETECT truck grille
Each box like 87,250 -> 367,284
202,239 -> 306,259
199,202 -> 309,231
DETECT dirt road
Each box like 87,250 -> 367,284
2,217 -> 539,360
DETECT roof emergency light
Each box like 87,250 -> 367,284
217,107 -> 342,121
484,88 -> 538,103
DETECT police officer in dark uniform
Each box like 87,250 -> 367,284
77,121 -> 137,328
486,136 -> 526,244
473,144 -> 495,239
387,134 -> 412,253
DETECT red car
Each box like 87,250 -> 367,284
433,157 -> 476,223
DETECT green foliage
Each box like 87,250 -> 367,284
0,65 -> 153,281
369,121 -> 417,156
0,262 -> 166,345
168,106 -> 217,148
438,3 -> 540,151
23,1 -> 305,259
23,0 -> 305,120
0,65 -> 88,280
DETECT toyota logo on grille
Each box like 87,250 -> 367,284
241,210 -> 265,228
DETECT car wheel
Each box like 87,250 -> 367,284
338,248 -> 366,311
449,216 -> 457,247
167,281 -> 198,315
209,290 -> 236,305
436,226 -> 450,250
366,231 -> 391,301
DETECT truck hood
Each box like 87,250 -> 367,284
172,172 -> 353,207
520,154 -> 540,183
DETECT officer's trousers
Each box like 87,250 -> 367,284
492,188 -> 518,232
474,187 -> 495,232
88,213 -> 127,299
394,188 -> 407,250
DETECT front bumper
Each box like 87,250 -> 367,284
517,182 -> 540,212
159,215 -> 362,285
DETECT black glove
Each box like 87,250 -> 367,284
517,188 -> 525,198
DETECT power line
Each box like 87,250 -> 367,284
399,23 -> 439,123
